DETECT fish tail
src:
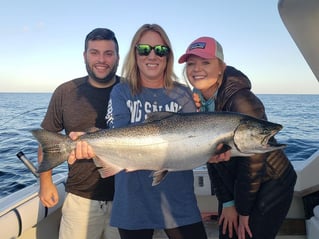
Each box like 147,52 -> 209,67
31,129 -> 73,173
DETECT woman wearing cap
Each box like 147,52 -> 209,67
178,37 -> 297,239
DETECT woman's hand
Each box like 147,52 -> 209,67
68,132 -> 95,164
193,93 -> 201,109
219,206 -> 238,238
208,144 -> 231,163
238,215 -> 252,239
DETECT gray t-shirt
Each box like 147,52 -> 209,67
41,76 -> 119,200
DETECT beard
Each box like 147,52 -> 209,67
85,62 -> 118,84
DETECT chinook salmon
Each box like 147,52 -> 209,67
32,111 -> 286,185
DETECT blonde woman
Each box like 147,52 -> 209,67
179,36 -> 297,239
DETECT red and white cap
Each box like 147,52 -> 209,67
178,36 -> 224,63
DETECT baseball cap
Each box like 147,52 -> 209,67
178,37 -> 224,63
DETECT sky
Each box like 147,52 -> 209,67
0,0 -> 318,94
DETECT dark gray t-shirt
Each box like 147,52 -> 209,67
41,76 -> 119,201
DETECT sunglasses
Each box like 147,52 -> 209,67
136,44 -> 170,57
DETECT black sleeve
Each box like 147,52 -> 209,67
207,159 -> 237,204
227,90 -> 269,215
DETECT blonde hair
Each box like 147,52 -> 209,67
121,24 -> 177,95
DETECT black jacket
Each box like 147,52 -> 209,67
208,66 -> 297,215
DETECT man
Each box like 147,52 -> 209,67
37,28 -> 120,239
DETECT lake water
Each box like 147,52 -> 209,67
0,93 -> 318,198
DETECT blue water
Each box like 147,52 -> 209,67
0,93 -> 318,198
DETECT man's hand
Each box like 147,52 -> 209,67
39,176 -> 59,207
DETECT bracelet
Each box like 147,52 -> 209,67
222,200 -> 235,208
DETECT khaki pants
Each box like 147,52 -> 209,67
59,193 -> 120,239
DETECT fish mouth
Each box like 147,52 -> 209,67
261,131 -> 275,145
261,129 -> 286,150
268,141 -> 286,149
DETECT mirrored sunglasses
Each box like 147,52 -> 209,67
136,44 -> 170,57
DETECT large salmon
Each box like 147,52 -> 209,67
32,111 -> 285,185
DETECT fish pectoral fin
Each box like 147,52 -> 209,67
125,168 -> 138,172
150,169 -> 169,186
92,156 -> 123,178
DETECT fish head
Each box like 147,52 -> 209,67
233,117 -> 286,154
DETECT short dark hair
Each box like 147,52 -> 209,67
84,28 -> 119,54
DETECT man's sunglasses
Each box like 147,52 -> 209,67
136,44 -> 170,57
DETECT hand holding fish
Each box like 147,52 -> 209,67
68,132 -> 94,164
208,144 -> 231,163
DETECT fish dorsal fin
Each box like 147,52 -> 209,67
85,127 -> 100,133
150,169 -> 169,186
144,112 -> 175,123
